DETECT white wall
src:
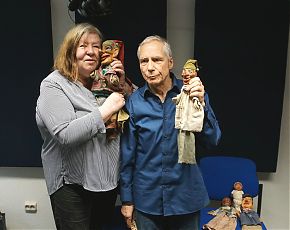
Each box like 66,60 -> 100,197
0,0 -> 288,229
50,0 -> 75,58
257,32 -> 290,229
0,168 -> 55,229
167,0 -> 196,75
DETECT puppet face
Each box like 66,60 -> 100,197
234,182 -> 243,191
181,68 -> 197,85
241,196 -> 254,209
221,197 -> 232,207
101,40 -> 120,66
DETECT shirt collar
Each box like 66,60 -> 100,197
141,72 -> 181,98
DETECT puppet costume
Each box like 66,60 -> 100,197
232,189 -> 244,212
172,59 -> 204,164
203,211 -> 237,230
240,209 -> 262,230
203,198 -> 238,230
239,195 -> 263,230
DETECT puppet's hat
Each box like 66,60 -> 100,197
183,59 -> 199,71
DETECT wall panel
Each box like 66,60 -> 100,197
194,0 -> 289,172
0,0 -> 53,166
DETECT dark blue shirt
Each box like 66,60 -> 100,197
120,73 -> 221,216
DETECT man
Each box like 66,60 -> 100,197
120,35 -> 221,230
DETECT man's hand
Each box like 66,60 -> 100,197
186,77 -> 205,107
121,204 -> 134,228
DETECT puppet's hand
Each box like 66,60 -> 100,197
193,97 -> 203,110
208,210 -> 217,216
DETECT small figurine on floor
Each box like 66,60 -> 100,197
203,196 -> 238,230
238,194 -> 263,230
231,181 -> 244,212
172,59 -> 204,164
91,40 -> 129,141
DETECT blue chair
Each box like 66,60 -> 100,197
198,156 -> 267,229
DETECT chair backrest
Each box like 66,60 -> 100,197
199,156 -> 259,201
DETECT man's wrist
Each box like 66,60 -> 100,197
122,201 -> 133,206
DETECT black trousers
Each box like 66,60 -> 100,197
50,184 -> 118,230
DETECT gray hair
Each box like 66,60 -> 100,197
137,35 -> 172,59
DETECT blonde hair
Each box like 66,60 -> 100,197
53,23 -> 103,82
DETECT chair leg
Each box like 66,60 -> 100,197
257,183 -> 263,216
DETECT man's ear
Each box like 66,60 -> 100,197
169,57 -> 174,70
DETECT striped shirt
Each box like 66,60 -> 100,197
36,70 -> 120,195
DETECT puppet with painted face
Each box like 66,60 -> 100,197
91,40 -> 129,141
91,39 -> 125,96
238,194 -> 263,230
203,197 -> 238,230
172,59 -> 204,164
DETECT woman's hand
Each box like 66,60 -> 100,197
111,59 -> 125,79
111,59 -> 126,93
99,92 -> 125,122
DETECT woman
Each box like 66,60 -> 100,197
36,23 -> 125,229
